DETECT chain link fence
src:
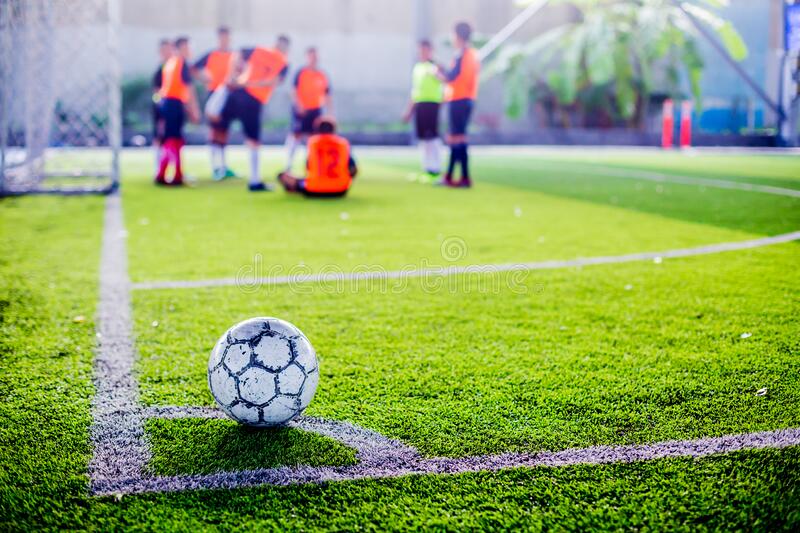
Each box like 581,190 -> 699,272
0,0 -> 120,195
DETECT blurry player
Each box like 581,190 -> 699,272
218,35 -> 290,192
278,116 -> 357,198
193,26 -> 235,180
285,46 -> 332,172
155,36 -> 200,186
403,39 -> 443,182
152,38 -> 173,172
438,22 -> 480,188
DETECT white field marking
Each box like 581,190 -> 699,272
89,193 -> 151,487
91,421 -> 800,496
131,231 -> 800,292
522,158 -> 800,199
329,145 -> 800,157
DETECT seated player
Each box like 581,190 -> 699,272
277,117 -> 357,198
193,26 -> 235,180
217,35 -> 290,192
285,46 -> 332,172
155,36 -> 200,186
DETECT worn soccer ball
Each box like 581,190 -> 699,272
208,317 -> 319,427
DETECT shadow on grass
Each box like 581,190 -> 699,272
146,418 -> 357,476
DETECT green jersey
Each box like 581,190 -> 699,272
411,61 -> 443,104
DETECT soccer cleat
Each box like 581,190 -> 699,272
434,174 -> 454,187
212,168 -> 226,181
455,178 -> 472,188
276,172 -> 290,190
223,168 -> 237,179
248,182 -> 274,192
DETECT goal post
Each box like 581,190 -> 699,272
0,0 -> 121,196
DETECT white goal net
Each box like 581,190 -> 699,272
0,0 -> 120,196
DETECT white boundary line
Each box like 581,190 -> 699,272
132,231 -> 800,291
524,159 -> 800,198
90,166 -> 800,496
93,407 -> 800,496
89,193 -> 150,488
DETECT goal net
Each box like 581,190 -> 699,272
0,0 -> 120,196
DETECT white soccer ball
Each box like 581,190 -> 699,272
207,317 -> 319,427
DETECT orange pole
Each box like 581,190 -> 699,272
679,101 -> 693,149
661,99 -> 674,149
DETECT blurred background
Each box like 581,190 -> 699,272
1,0 -> 798,163
112,0 -> 796,146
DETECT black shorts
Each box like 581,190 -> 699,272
292,108 -> 322,135
448,99 -> 474,136
297,179 -> 348,198
414,102 -> 440,140
159,98 -> 185,140
152,103 -> 164,141
218,88 -> 263,141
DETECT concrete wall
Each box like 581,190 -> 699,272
697,0 -> 781,129
120,0 -> 556,126
119,0 -> 780,131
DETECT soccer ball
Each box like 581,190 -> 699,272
207,317 -> 319,427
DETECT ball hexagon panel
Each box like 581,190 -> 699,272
222,342 -> 252,375
263,395 -> 300,425
253,333 -> 293,371
293,336 -> 318,373
277,363 -> 306,396
208,366 -> 238,407
228,319 -> 269,343
229,401 -> 261,425
238,367 -> 277,406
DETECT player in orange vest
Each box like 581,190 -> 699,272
215,35 -> 290,192
277,117 -> 357,198
151,38 -> 173,173
285,47 -> 332,172
438,22 -> 480,188
193,26 -> 235,180
155,36 -> 200,186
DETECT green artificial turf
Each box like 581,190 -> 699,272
122,148 -> 800,283
0,195 -> 103,528
1,148 -> 799,530
474,156 -> 800,236
146,418 -> 357,475
534,150 -> 800,189
85,448 -> 800,531
135,244 -> 800,457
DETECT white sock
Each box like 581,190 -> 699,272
249,146 -> 260,185
154,145 -> 161,173
422,140 -> 442,174
429,139 -> 442,174
285,134 -> 299,171
219,145 -> 226,171
419,141 -> 429,173
210,144 -> 221,172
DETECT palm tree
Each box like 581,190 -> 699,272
483,0 -> 748,127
